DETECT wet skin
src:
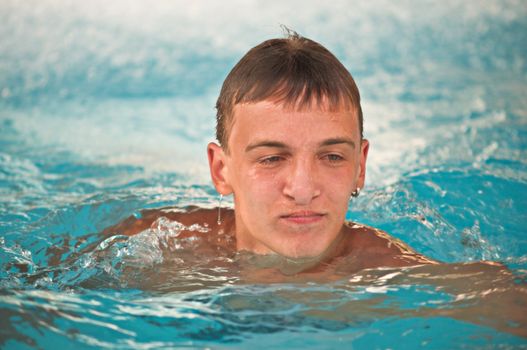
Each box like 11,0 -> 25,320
104,206 -> 436,272
207,100 -> 370,258
47,100 -> 437,275
106,99 -> 437,269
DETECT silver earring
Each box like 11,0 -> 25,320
351,188 -> 361,198
217,194 -> 223,225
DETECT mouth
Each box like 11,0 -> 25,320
279,211 -> 326,224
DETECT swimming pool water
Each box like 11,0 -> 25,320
1,0 -> 526,348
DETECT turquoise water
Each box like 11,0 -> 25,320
1,0 -> 527,348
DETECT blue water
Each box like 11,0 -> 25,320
1,0 -> 527,348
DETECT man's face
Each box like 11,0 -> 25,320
208,100 -> 369,258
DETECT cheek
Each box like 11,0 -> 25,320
324,171 -> 355,202
234,167 -> 282,204
250,171 -> 283,199
328,182 -> 351,200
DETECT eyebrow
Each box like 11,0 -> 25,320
245,141 -> 289,153
319,137 -> 356,149
245,137 -> 355,153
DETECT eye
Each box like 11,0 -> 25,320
259,155 -> 284,166
323,153 -> 345,163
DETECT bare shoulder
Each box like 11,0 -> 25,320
343,221 -> 438,266
103,206 -> 235,237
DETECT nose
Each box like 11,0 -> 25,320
282,157 -> 321,205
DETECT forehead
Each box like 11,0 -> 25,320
227,100 -> 359,150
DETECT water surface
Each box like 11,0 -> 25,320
1,0 -> 526,348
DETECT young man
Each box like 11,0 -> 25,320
97,34 -> 525,336
110,33 -> 435,271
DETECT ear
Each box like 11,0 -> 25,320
356,139 -> 370,190
207,142 -> 233,195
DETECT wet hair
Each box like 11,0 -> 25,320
215,30 -> 363,151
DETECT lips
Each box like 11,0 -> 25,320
280,211 -> 326,224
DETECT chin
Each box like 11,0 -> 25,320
270,223 -> 340,258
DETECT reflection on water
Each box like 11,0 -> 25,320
4,217 -> 527,344
2,214 -> 527,348
2,237 -> 526,347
